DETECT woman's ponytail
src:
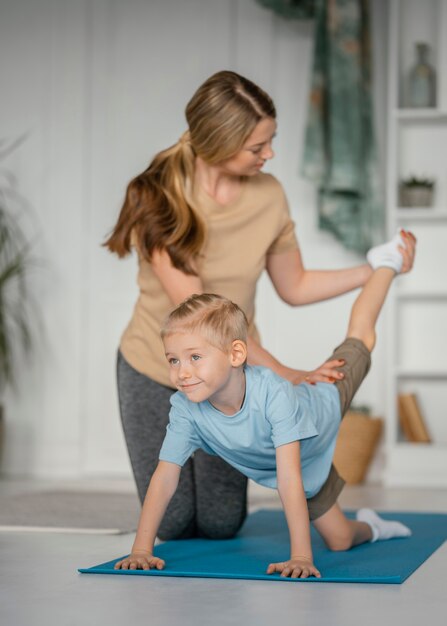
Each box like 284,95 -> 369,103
104,132 -> 205,275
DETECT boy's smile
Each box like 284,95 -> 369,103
164,332 -> 246,415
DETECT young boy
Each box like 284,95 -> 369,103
115,234 -> 413,579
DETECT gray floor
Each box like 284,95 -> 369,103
1,479 -> 446,626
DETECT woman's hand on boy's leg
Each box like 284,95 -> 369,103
266,557 -> 321,579
278,359 -> 345,386
304,358 -> 345,385
114,552 -> 165,571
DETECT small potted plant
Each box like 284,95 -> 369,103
399,175 -> 435,207
0,136 -> 37,463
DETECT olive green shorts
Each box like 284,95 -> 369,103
307,337 -> 372,521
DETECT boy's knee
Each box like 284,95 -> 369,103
324,530 -> 353,552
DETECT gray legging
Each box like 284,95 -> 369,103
117,350 -> 247,540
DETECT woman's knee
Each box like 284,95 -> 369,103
158,512 -> 196,541
195,494 -> 247,537
196,509 -> 246,539
194,454 -> 248,538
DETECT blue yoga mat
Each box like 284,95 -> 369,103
79,509 -> 447,584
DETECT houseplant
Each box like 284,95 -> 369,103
0,136 -> 36,462
399,175 -> 435,207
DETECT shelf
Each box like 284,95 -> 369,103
393,442 -> 437,450
396,291 -> 447,301
385,442 -> 447,487
385,0 -> 447,487
396,369 -> 447,380
394,109 -> 447,122
393,208 -> 447,221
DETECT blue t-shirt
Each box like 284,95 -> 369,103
159,366 -> 342,498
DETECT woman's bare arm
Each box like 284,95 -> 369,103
266,249 -> 373,306
266,233 -> 416,307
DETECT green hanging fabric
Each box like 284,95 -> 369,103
256,0 -> 384,253
302,0 -> 383,252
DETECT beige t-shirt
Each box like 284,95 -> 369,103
120,173 -> 298,387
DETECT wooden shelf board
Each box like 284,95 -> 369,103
393,209 -> 447,220
396,292 -> 447,301
394,109 -> 447,122
396,369 -> 447,379
385,443 -> 447,487
393,442 -> 446,451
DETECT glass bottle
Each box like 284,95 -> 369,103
407,42 -> 436,108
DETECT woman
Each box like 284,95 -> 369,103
105,71 -> 414,541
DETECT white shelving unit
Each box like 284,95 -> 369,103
385,0 -> 447,486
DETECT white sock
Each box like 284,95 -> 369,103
356,508 -> 412,543
366,230 -> 405,273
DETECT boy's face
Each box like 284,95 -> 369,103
164,332 -> 240,405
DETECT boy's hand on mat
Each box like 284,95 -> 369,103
114,552 -> 165,571
266,557 -> 321,579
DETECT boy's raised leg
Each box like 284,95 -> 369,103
345,267 -> 396,352
347,229 -> 414,352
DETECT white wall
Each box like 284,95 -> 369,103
0,0 -> 389,478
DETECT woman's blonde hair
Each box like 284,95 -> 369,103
161,293 -> 248,353
104,71 -> 276,274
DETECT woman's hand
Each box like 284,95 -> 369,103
267,556 -> 321,579
114,552 -> 165,571
399,229 -> 417,274
278,359 -> 345,386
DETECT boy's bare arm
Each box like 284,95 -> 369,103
114,461 -> 181,570
267,441 -> 321,579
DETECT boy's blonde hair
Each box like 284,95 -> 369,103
161,293 -> 248,353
